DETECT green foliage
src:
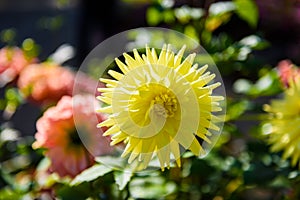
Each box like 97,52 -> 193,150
22,38 -> 40,59
57,182 -> 94,200
0,29 -> 16,46
146,7 -> 162,26
129,175 -> 176,199
71,164 -> 112,186
0,187 -> 24,200
0,88 -> 23,119
1,0 -> 300,199
234,0 -> 259,28
144,0 -> 268,78
113,170 -> 132,190
233,70 -> 282,97
226,99 -> 251,121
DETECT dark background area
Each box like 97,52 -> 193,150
1,0 -> 300,66
0,0 -> 148,135
0,0 -> 148,66
1,0 -> 300,135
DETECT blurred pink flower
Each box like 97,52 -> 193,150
277,60 -> 300,87
17,62 -> 74,106
73,71 -> 105,97
0,47 -> 34,86
33,95 -> 112,178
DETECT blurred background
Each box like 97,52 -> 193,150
1,0 -> 300,65
1,0 -> 300,199
2,0 -> 300,137
0,0 -> 147,65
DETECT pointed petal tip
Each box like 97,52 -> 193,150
181,44 -> 187,51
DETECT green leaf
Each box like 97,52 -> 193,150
208,2 -> 236,16
249,70 -> 282,96
226,100 -> 250,121
238,35 -> 270,50
175,6 -> 204,24
174,6 -> 191,24
184,25 -> 199,41
233,79 -> 252,94
129,176 -> 176,199
95,156 -> 126,169
146,7 -> 162,26
113,171 -> 133,190
57,183 -> 91,200
233,70 -> 282,97
71,164 -> 112,186
0,29 -> 16,45
163,9 -> 175,24
234,0 -> 258,27
0,187 -> 23,200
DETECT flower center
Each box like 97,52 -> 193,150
69,130 -> 82,146
151,93 -> 177,118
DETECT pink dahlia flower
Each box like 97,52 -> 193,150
0,47 -> 34,86
277,60 -> 300,87
17,62 -> 74,106
33,95 -> 112,177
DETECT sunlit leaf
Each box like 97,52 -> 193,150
114,171 -> 133,190
129,176 -> 176,198
0,188 -> 23,200
208,2 -> 235,16
239,35 -> 270,50
174,6 -> 191,23
71,164 -> 112,186
95,156 -> 126,169
234,0 -> 258,28
184,25 -> 199,41
146,7 -> 162,26
174,6 -> 203,24
160,0 -> 175,9
163,10 -> 175,24
233,79 -> 252,94
226,100 -> 250,121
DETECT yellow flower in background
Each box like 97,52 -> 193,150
264,79 -> 300,167
97,44 -> 224,171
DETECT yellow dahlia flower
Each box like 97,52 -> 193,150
264,78 -> 300,167
97,44 -> 224,171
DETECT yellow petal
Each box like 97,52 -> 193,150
133,49 -> 144,65
189,138 -> 205,156
96,106 -> 112,113
115,58 -> 129,74
108,70 -> 124,80
175,53 -> 196,75
123,53 -> 138,69
97,118 -> 115,127
103,125 -> 120,136
97,87 -> 114,93
157,44 -> 167,66
99,78 -> 118,87
174,45 -> 186,67
170,140 -> 181,167
97,96 -> 112,105
111,131 -> 127,145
